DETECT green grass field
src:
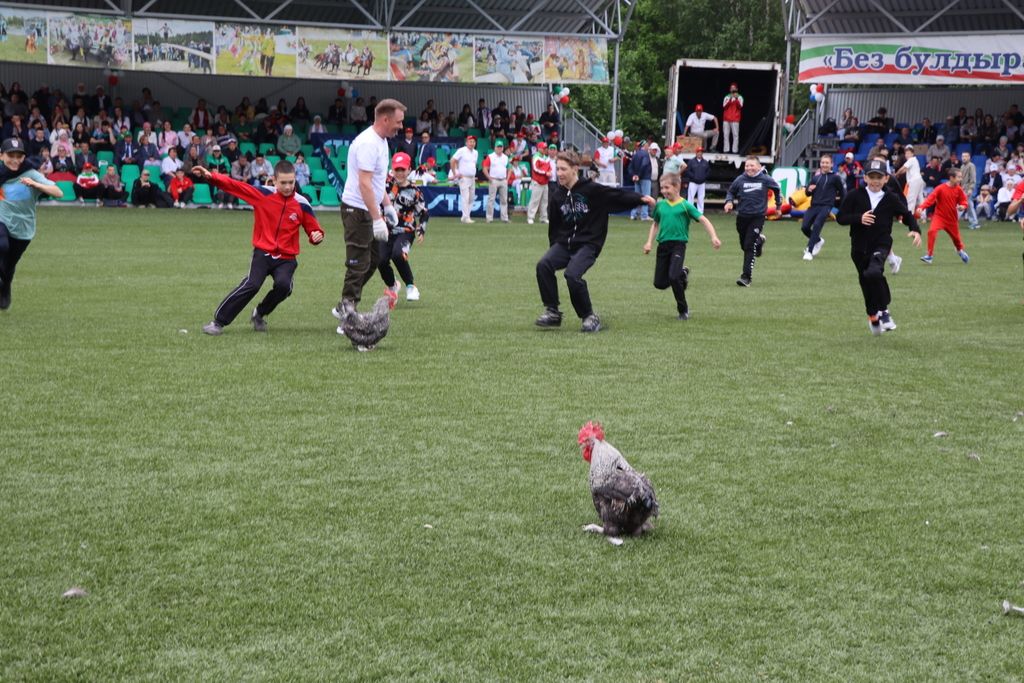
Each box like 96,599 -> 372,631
216,50 -> 296,78
2,206 -> 1023,680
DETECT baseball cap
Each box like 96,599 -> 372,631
405,127 -> 413,133
466,135 -> 477,142
695,104 -> 704,112
536,142 -> 547,150
695,146 -> 704,153
211,145 -> 221,151
845,152 -> 854,159
83,162 -> 93,170
864,159 -> 887,176
730,82 -> 738,89
1,137 -> 26,154
391,152 -> 411,169
936,134 -> 944,141
494,139 -> 505,147
600,136 -> 608,143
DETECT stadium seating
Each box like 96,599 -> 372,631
54,180 -> 77,202
191,184 -> 213,205
319,186 -> 340,206
303,186 -> 319,206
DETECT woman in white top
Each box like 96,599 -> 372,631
895,146 -> 924,212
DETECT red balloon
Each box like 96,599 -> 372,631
815,84 -> 825,93
337,87 -> 346,97
559,95 -> 570,105
108,75 -> 118,86
614,135 -> 623,146
785,114 -> 796,124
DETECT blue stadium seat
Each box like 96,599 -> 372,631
832,153 -> 846,167
863,133 -> 880,144
884,133 -> 899,146
954,143 -> 972,155
894,122 -> 910,131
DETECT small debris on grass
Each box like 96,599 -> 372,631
967,452 -> 981,462
785,420 -> 793,426
933,431 -> 948,438
1002,600 -> 1024,617
925,520 -> 930,526
62,587 -> 88,599
422,524 -> 433,529
825,405 -> 835,413
178,329 -> 188,334
1014,411 -> 1024,422
980,545 -> 990,551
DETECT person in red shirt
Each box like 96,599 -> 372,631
168,168 -> 194,208
722,82 -> 744,154
1008,181 -> 1024,229
915,167 -> 969,264
194,160 -> 324,335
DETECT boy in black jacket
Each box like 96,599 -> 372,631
800,155 -> 845,260
836,159 -> 921,335
535,150 -> 654,332
724,157 -> 781,286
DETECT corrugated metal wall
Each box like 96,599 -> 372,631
824,87 -> 1021,127
0,62 -> 550,119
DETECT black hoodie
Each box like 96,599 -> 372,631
548,177 -> 645,253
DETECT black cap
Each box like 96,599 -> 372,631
2,137 -> 26,154
864,159 -> 887,176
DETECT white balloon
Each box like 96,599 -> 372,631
615,129 -> 623,138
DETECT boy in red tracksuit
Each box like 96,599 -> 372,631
194,160 -> 324,335
915,167 -> 969,264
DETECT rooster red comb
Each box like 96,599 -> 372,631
578,421 -> 605,444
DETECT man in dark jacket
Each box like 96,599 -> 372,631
800,155 -> 846,260
535,150 -> 654,333
724,157 -> 781,286
627,141 -> 653,220
683,146 -> 711,213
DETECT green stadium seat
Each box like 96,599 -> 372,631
97,151 -> 114,165
302,185 -> 319,206
466,128 -> 483,138
120,164 -> 140,184
300,144 -> 314,158
319,186 -> 340,206
308,157 -> 323,171
311,169 -> 329,186
191,184 -> 213,205
258,143 -> 276,155
265,155 -> 281,167
340,124 -> 357,136
239,142 -> 257,157
54,180 -> 77,202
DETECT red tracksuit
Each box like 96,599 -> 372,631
918,182 -> 967,256
209,172 -> 321,257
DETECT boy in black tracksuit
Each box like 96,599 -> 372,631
724,157 -> 781,286
800,155 -> 846,260
535,150 -> 654,332
836,159 -> 921,335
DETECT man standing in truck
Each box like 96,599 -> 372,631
722,83 -> 743,154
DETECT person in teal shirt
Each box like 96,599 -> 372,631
642,172 -> 720,320
0,137 -> 63,310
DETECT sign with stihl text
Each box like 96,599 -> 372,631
799,35 -> 1024,85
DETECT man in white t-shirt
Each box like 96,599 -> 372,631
895,147 -> 924,212
333,98 -> 406,321
450,135 -> 479,223
594,137 -> 617,186
684,104 -> 719,152
483,139 -> 510,223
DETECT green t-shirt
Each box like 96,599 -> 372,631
653,197 -> 702,243
0,170 -> 53,240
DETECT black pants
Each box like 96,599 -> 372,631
0,222 -> 31,296
735,214 -> 764,279
653,240 -> 688,315
800,205 -> 830,252
340,203 -> 379,307
851,245 -> 891,315
212,249 -> 298,326
378,233 -> 415,288
536,242 -> 599,319
73,185 -> 101,201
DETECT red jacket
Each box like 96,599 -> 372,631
917,182 -> 968,227
169,176 -> 193,201
208,173 -> 322,259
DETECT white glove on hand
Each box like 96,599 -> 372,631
372,217 -> 389,242
383,204 -> 399,229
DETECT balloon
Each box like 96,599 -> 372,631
337,87 -> 346,97
614,135 -> 623,146
615,129 -> 623,138
108,75 -> 119,86
559,95 -> 570,105
813,91 -> 825,103
785,114 -> 796,124
815,84 -> 825,93
779,203 -> 792,215
607,130 -> 615,140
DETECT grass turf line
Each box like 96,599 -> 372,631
1,207 -> 1022,680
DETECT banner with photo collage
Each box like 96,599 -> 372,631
0,5 -> 611,85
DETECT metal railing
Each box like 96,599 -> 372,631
779,109 -> 813,167
560,107 -> 620,182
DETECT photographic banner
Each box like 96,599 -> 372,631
799,35 -> 1024,85
0,5 -> 613,85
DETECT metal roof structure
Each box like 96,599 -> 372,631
787,0 -> 1024,37
4,0 -> 635,38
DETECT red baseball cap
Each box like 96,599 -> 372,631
404,127 -> 413,133
600,136 -> 608,143
729,82 -> 738,89
391,152 -> 411,170
695,104 -> 703,112
466,135 -> 477,142
536,142 -> 547,150
696,146 -> 704,153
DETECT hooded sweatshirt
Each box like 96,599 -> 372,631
548,176 -> 645,253
725,170 -> 781,216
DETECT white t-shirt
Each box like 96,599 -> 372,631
595,145 -> 615,168
685,112 -> 715,134
486,152 -> 509,180
904,156 -> 922,183
342,126 -> 389,210
451,146 -> 478,178
161,156 -> 182,176
866,188 -> 884,210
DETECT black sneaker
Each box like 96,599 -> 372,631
754,233 -> 766,257
251,307 -> 268,332
581,313 -> 602,333
534,308 -> 563,327
0,282 -> 10,310
678,311 -> 689,320
736,276 -> 751,287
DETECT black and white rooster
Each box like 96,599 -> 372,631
339,289 -> 396,352
578,421 -> 659,546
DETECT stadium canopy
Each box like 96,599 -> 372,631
786,0 -> 1024,37
7,0 -> 635,38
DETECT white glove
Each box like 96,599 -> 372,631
372,218 -> 389,242
383,204 -> 399,228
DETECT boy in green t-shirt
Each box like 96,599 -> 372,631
0,137 -> 63,310
643,173 -> 720,319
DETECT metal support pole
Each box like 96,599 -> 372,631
610,38 -> 621,131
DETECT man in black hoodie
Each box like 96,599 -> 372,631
535,150 -> 654,332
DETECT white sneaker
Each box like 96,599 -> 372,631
889,254 -> 902,274
812,237 -> 825,256
802,250 -> 814,261
527,218 -> 534,225
406,284 -> 420,301
465,218 -> 475,224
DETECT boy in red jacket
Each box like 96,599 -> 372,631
194,160 -> 324,335
915,167 -> 969,264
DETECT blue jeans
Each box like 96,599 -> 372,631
631,179 -> 651,219
963,196 -> 979,228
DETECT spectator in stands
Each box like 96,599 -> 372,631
90,120 -> 115,154
457,104 -> 475,132
994,136 -> 1011,160
415,131 -> 435,169
420,99 -> 439,128
489,113 -> 506,142
26,128 -> 48,158
539,103 -> 560,140
509,131 -> 528,162
73,163 -> 102,205
921,157 -> 944,199
113,131 -> 135,169
959,116 -> 978,146
870,136 -> 887,158
867,107 -> 892,135
293,151 -> 311,195
976,185 -> 994,221
75,141 -> 97,172
235,114 -> 255,143
200,127 -> 217,151
982,162 -> 1003,194
842,118 -> 861,144
135,133 -> 160,171
228,154 -> 249,204
191,98 -> 212,130
169,168 -> 194,208
99,165 -> 126,206
394,127 -> 416,158
959,151 -> 979,229
364,96 -> 378,123
154,120 -> 175,155
132,169 -> 160,208
996,179 -> 1016,220
71,122 -> 90,147
927,135 -> 950,164
350,97 -> 367,124
160,147 -> 182,184
326,98 -> 346,125
36,148 -> 53,176
414,111 -> 432,135
290,97 -> 310,123
895,127 -> 914,148
308,115 -> 327,140
249,153 -> 273,185
1003,115 -> 1020,146
979,114 -> 1000,153
50,146 -> 76,178
436,113 -> 453,137
277,124 -> 302,156
915,117 -> 937,144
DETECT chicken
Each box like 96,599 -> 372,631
340,291 -> 396,351
578,421 -> 659,545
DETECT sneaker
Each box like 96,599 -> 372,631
527,218 -> 534,225
736,276 -> 751,287
465,218 -> 475,224
0,282 -> 10,310
202,321 -> 224,336
920,255 -> 933,264
889,254 -> 903,274
812,237 -> 825,256
754,233 -> 766,257
251,307 -> 268,332
678,311 -> 690,320
958,249 -> 969,264
580,313 -> 602,333
879,310 -> 897,331
406,284 -> 420,301
78,197 -> 85,204
534,308 -> 563,327
802,250 -> 814,261
868,317 -> 884,336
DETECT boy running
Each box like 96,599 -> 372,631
915,167 -> 970,264
642,173 -> 721,320
800,155 -> 845,260
836,159 -> 921,335
724,156 -> 780,286
0,137 -> 64,310
379,152 -> 428,302
194,160 -> 324,335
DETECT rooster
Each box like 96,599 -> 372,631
340,290 -> 396,351
578,421 -> 659,545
